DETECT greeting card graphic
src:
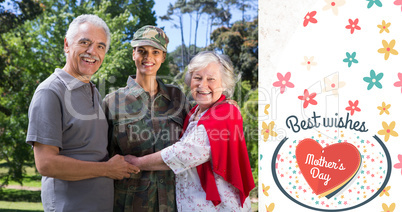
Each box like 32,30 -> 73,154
295,138 -> 361,198
259,0 -> 401,211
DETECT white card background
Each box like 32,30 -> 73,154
259,0 -> 402,211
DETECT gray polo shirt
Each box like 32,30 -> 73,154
26,68 -> 113,212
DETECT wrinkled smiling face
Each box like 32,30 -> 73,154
190,62 -> 223,112
64,22 -> 107,82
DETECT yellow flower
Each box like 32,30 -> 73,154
378,122 -> 399,142
265,203 -> 275,212
262,121 -> 278,142
381,203 -> 395,212
378,40 -> 399,60
378,20 -> 391,33
377,102 -> 391,115
379,186 -> 391,197
264,104 -> 270,115
262,183 -> 270,197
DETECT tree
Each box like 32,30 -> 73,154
160,0 -> 189,71
0,0 -> 44,186
184,0 -> 217,55
0,0 -> 157,187
207,18 -> 258,88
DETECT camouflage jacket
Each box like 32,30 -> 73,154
103,76 -> 190,212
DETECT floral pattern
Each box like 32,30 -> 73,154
378,121 -> 398,142
345,100 -> 361,116
379,185 -> 391,197
264,104 -> 270,115
377,20 -> 390,33
323,74 -> 345,95
345,19 -> 361,34
394,0 -> 402,11
261,121 -> 278,142
298,89 -> 317,108
393,73 -> 402,93
262,183 -> 270,196
323,0 -> 346,15
377,102 -> 391,115
394,154 -> 402,175
381,203 -> 396,212
363,69 -> 383,90
303,11 -> 317,27
367,0 -> 382,8
343,52 -> 358,67
301,56 -> 317,70
273,72 -> 294,94
266,203 -> 275,212
378,39 -> 399,60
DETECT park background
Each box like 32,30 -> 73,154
0,0 -> 258,211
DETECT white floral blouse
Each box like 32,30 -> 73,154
161,108 -> 251,212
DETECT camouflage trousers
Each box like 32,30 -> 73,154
113,170 -> 177,212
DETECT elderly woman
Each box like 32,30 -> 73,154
125,51 -> 255,211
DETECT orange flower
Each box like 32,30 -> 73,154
378,39 -> 398,60
264,104 -> 270,115
378,122 -> 398,142
266,203 -> 275,212
381,203 -> 395,212
377,20 -> 391,33
379,185 -> 391,197
262,183 -> 270,196
262,121 -> 278,142
377,102 -> 391,115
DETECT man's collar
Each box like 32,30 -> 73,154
54,68 -> 91,90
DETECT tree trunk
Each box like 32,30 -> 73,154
193,11 -> 201,55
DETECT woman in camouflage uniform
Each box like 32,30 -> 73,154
103,25 -> 190,212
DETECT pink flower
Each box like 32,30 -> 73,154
394,154 -> 402,175
345,100 -> 361,116
303,11 -> 317,27
395,0 -> 402,11
345,18 -> 361,34
273,72 -> 295,94
298,89 -> 317,108
394,73 -> 402,93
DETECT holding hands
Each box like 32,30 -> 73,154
106,155 -> 140,180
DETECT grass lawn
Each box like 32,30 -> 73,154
0,161 -> 43,211
0,201 -> 43,211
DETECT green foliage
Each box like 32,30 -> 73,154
207,18 -> 258,88
0,189 -> 41,202
239,81 -> 258,182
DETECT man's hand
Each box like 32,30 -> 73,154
105,155 -> 140,180
226,99 -> 240,111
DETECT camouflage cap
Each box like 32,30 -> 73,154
131,25 -> 169,52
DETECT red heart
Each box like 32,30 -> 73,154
296,138 -> 361,197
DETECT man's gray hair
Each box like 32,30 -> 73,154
185,51 -> 236,98
65,14 -> 111,54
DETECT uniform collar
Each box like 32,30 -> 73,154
126,75 -> 171,100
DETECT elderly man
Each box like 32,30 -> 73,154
26,14 -> 139,211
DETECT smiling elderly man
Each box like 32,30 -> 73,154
26,14 -> 139,212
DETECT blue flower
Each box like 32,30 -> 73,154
363,69 -> 383,90
367,0 -> 382,8
343,52 -> 358,67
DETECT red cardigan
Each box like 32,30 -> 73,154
181,95 -> 255,206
